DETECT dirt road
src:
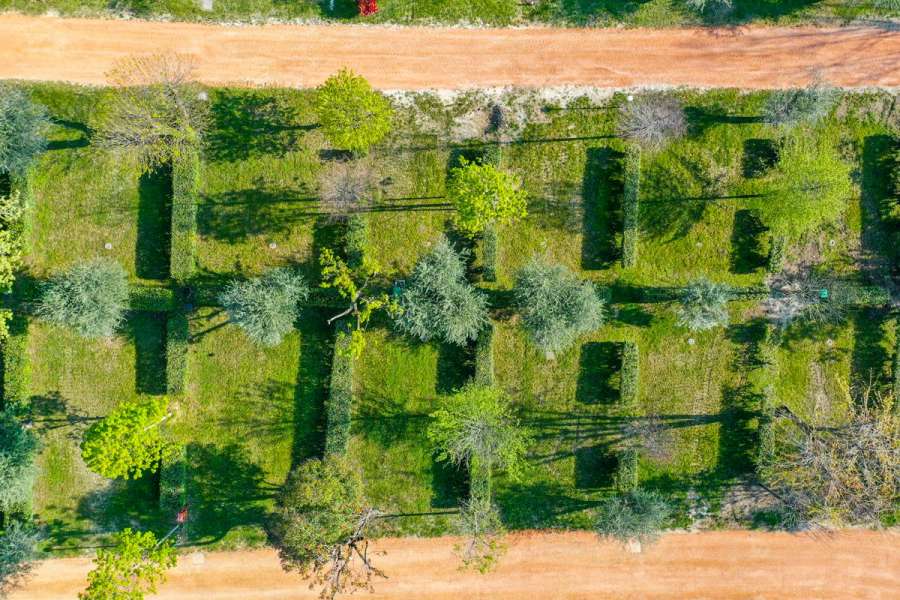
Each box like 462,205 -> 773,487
13,530 -> 900,599
3,14 -> 899,90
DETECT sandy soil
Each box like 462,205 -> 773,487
12,530 -> 900,599
2,14 -> 899,90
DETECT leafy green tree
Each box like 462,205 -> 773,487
762,84 -> 837,129
81,396 -> 175,480
0,411 -> 39,512
37,259 -> 129,339
447,159 -> 527,237
0,86 -> 49,176
80,528 -> 176,600
396,237 -> 488,346
0,191 -> 25,295
315,69 -> 393,154
219,268 -> 309,347
595,488 -> 671,547
92,54 -> 208,170
677,278 -> 730,331
270,457 -> 383,600
513,259 -> 604,357
0,521 -> 39,597
749,132 -> 851,237
428,385 -> 529,480
618,94 -> 686,150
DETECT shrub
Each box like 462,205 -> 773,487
428,384 -> 529,480
685,0 -> 732,13
513,259 -> 605,357
620,341 -> 640,409
219,268 -> 309,347
677,278 -> 731,331
0,410 -> 39,511
595,488 -> 671,546
481,224 -> 498,282
622,145 -> 641,268
170,148 -> 200,282
37,259 -> 129,339
128,285 -> 175,312
0,190 -> 25,295
763,84 -> 838,129
767,234 -> 786,273
343,214 -> 369,269
318,160 -> 377,217
618,95 -> 687,150
448,159 -> 527,237
0,521 -> 39,597
315,69 -> 392,154
0,86 -> 49,176
325,328 -> 353,457
80,528 -> 177,600
2,320 -> 30,409
473,322 -> 495,387
614,448 -> 639,493
165,310 -> 189,396
395,237 -> 488,346
158,444 -> 187,514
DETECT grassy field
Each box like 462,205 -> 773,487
0,0 -> 896,26
12,82 -> 898,552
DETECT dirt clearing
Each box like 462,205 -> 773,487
3,15 -> 899,90
13,530 -> 900,599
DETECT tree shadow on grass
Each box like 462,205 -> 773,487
73,475 -> 164,543
575,342 -> 622,405
291,309 -> 332,468
861,135 -> 897,275
495,480 -> 601,529
742,138 -> 779,179
127,312 -> 167,396
27,391 -> 100,441
685,106 -> 764,137
581,146 -> 624,270
850,307 -> 892,391
197,188 -> 319,244
716,383 -> 762,481
729,209 -> 768,274
136,165 -> 172,280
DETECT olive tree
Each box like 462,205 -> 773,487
0,521 -> 39,598
0,411 -> 39,513
92,54 -> 208,170
315,69 -> 393,154
269,457 -> 383,600
619,95 -> 687,150
218,268 -> 309,347
80,528 -> 176,600
763,84 -> 837,129
513,259 -> 604,358
395,237 -> 488,346
677,278 -> 730,331
0,86 -> 49,176
595,488 -> 671,548
447,159 -> 527,237
81,396 -> 175,480
37,259 -> 129,339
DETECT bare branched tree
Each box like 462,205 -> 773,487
455,497 -> 506,573
317,509 -> 386,600
618,95 -> 687,150
621,416 -> 676,464
318,160 -> 377,217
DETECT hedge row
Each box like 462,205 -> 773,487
620,341 -> 639,409
894,322 -> 900,415
473,322 -> 495,387
614,448 -> 639,493
166,309 -> 189,397
480,225 -> 498,283
159,444 -> 188,513
344,214 -> 369,269
170,149 -> 200,283
1,316 -> 30,411
129,285 -> 176,312
622,145 -> 641,269
767,235 -> 786,273
469,456 -> 492,503
324,327 -> 353,457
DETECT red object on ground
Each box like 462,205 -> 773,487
176,506 -> 189,524
358,0 -> 378,16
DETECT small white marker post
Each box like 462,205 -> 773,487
104,242 -> 113,250
200,0 -> 213,12
268,242 -> 277,250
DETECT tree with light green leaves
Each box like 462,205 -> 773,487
0,85 -> 49,176
37,259 -> 129,339
79,528 -> 176,600
0,191 -> 25,295
315,69 -> 393,154
595,488 -> 672,548
219,268 -> 309,347
447,159 -> 527,237
0,410 -> 39,513
677,278 -> 730,331
81,396 -> 175,480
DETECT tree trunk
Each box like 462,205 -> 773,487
774,405 -> 812,435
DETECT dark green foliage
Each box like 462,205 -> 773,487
614,448 -> 639,493
0,521 -> 39,597
620,341 -> 640,409
480,224 -> 498,283
762,84 -> 838,128
315,69 -> 392,154
0,86 -> 49,176
128,285 -> 175,312
37,259 -> 129,338
767,234 -> 786,273
325,328 -> 353,457
0,410 -> 39,511
622,145 -> 641,268
165,310 -> 189,396
219,268 -> 309,347
344,214 -> 369,270
473,322 -> 495,387
481,143 -> 503,167
158,444 -> 187,514
170,148 -> 200,282
2,317 -> 30,409
677,278 -> 731,331
595,488 -> 671,546
513,259 -> 605,356
396,237 -> 488,346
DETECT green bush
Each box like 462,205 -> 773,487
595,488 -> 671,546
620,341 -> 639,409
474,322 -> 495,387
481,143 -> 502,167
37,259 -> 129,339
218,268 -> 309,347
622,145 -> 641,268
158,444 -> 187,512
344,214 -> 369,269
0,86 -> 49,176
448,159 -> 527,237
128,285 -> 175,312
0,190 -> 26,294
2,315 -> 30,410
315,69 -> 393,154
165,310 -> 189,396
767,234 -> 786,273
481,224 -> 498,283
0,409 -> 39,512
170,149 -> 200,283
324,328 -> 353,457
677,278 -> 731,331
762,85 -> 837,129
614,448 -> 639,493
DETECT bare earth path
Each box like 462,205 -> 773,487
3,14 -> 900,90
13,530 -> 900,599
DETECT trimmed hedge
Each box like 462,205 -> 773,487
620,341 -> 639,409
344,214 -> 369,269
129,285 -> 176,312
614,448 -> 639,493
1,315 -> 30,411
170,149 -> 200,283
324,327 -> 353,456
767,234 -> 786,273
166,310 -> 189,396
159,444 -> 188,512
473,322 -> 495,387
469,456 -> 492,502
894,321 -> 900,415
481,224 -> 498,283
622,145 -> 641,268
